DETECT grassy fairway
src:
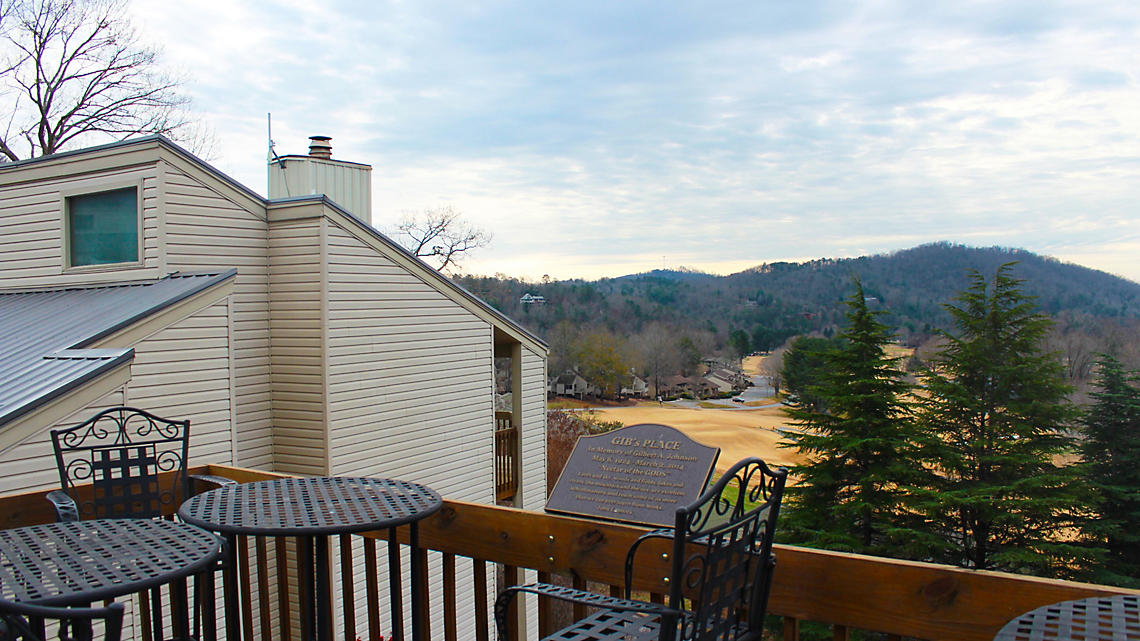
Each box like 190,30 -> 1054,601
589,403 -> 801,475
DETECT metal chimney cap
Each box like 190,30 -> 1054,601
308,135 -> 332,159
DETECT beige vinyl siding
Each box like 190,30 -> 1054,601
324,220 -> 494,496
325,220 -> 495,640
268,218 -> 327,475
123,298 -> 234,465
518,346 -> 548,510
0,166 -> 160,289
517,346 -> 547,640
162,164 -> 274,469
0,392 -> 126,493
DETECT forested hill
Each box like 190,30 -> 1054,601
454,242 -> 1140,352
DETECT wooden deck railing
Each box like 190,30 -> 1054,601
1,464 -> 1135,641
494,411 -> 519,501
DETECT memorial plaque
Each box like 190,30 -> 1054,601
546,423 -> 720,527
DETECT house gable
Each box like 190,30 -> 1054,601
267,196 -> 548,356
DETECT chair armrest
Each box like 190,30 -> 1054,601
494,582 -> 679,640
189,474 -> 237,493
625,528 -> 674,599
45,490 -> 78,522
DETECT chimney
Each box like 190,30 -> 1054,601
308,135 -> 332,159
268,135 -> 372,225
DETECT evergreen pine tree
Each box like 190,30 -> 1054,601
915,265 -> 1085,575
780,280 -> 924,557
781,335 -> 837,411
1080,354 -> 1140,587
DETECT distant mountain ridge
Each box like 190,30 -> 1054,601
455,242 -> 1140,350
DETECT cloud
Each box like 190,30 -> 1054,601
128,0 -> 1140,283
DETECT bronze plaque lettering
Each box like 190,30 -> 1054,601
546,423 -> 720,527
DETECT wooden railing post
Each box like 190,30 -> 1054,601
473,559 -> 490,641
783,616 -> 800,641
503,564 -> 523,641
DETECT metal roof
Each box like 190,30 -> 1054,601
0,270 -> 236,427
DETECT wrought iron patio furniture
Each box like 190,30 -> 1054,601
0,519 -> 224,641
179,475 -> 442,641
495,456 -> 787,641
45,406 -> 233,641
0,599 -> 125,641
994,594 -> 1140,640
47,406 -> 233,523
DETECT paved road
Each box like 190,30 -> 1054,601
664,375 -> 779,410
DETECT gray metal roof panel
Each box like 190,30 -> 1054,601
0,351 -> 133,426
0,270 -> 236,428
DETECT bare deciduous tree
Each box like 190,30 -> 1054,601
633,323 -> 678,398
0,0 -> 191,160
394,205 -> 491,272
758,345 -> 785,396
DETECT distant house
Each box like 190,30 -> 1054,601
703,373 -> 735,395
621,374 -> 649,398
707,368 -> 749,392
519,293 -> 546,304
660,374 -> 697,399
695,378 -> 719,398
551,370 -> 589,398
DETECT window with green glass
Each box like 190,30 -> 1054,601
67,187 -> 139,267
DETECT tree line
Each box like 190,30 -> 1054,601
456,243 -> 1140,396
779,265 -> 1140,586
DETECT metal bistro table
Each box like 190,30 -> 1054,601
179,476 -> 442,641
0,518 -> 225,640
995,594 -> 1140,640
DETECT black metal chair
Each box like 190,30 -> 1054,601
45,406 -> 233,641
47,406 -> 233,522
495,457 -> 787,641
0,600 -> 125,641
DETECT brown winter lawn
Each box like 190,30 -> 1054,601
590,403 -> 802,475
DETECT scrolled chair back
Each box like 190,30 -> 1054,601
50,406 -> 190,520
669,457 -> 787,641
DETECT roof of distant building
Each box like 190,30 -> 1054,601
555,371 -> 584,385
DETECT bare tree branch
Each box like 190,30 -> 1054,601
391,205 -> 492,272
0,0 -> 201,160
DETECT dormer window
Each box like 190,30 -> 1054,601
65,186 -> 140,268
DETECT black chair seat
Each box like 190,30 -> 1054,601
544,610 -> 662,641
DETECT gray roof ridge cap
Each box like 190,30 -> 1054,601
0,268 -> 236,297
46,348 -> 134,360
268,194 -> 328,205
270,154 -> 372,168
0,136 -> 268,207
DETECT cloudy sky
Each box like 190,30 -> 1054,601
129,1 -> 1140,283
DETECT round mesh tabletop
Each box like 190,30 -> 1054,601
0,518 -> 224,606
994,594 -> 1140,640
178,476 -> 442,536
